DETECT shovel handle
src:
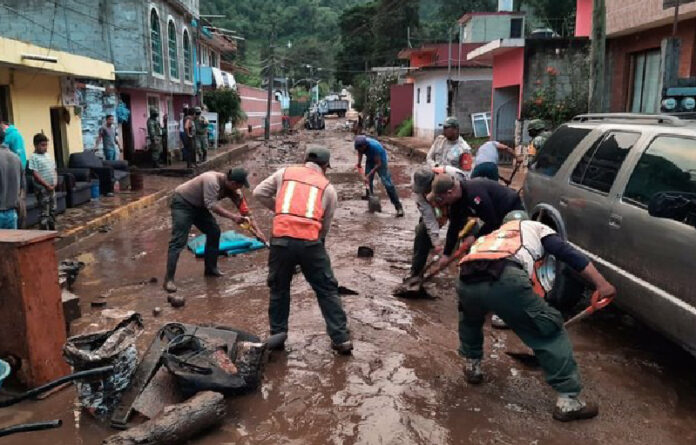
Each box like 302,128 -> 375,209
422,219 -> 478,282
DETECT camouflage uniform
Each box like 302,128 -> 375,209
147,111 -> 163,168
194,113 -> 209,162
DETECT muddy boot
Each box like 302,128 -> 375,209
491,314 -> 509,329
396,207 -> 405,218
331,340 -> 353,355
553,395 -> 598,422
163,279 -> 177,293
464,358 -> 483,384
204,268 -> 224,277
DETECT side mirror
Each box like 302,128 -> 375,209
648,191 -> 696,227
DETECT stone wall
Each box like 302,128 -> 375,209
451,79 -> 492,136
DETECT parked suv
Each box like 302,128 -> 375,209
523,113 -> 696,356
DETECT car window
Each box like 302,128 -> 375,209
532,126 -> 592,177
624,135 -> 696,207
570,131 -> 640,193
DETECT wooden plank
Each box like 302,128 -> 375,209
0,229 -> 57,246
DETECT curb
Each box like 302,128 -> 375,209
379,137 -> 428,163
135,143 -> 252,177
56,142 -> 257,249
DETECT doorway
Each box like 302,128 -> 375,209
120,93 -> 134,162
49,107 -> 68,169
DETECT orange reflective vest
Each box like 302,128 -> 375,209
272,166 -> 330,241
460,220 -> 547,298
460,152 -> 473,172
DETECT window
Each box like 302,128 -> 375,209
210,51 -> 218,68
624,136 -> 696,207
167,20 -> 179,79
427,86 -> 431,104
510,18 -> 523,38
630,49 -> 661,113
183,29 -> 192,82
416,88 -> 420,104
470,112 -> 491,138
571,131 -> 639,193
532,126 -> 592,177
150,9 -> 164,75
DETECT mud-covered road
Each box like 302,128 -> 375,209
3,121 -> 696,445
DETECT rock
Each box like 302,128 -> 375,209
149,277 -> 158,284
168,295 -> 185,308
152,307 -> 162,317
91,299 -> 107,308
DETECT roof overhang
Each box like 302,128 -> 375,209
398,47 -> 437,59
458,11 -> 526,25
0,36 -> 115,81
467,38 -> 525,63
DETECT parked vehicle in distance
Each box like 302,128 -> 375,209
304,107 -> 325,130
318,98 -> 349,117
522,113 -> 696,356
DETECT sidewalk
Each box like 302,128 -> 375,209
55,141 -> 257,249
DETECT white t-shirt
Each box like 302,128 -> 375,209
474,141 -> 499,167
513,221 -> 557,277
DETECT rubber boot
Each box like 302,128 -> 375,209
464,358 -> 483,384
331,340 -> 353,355
553,394 -> 598,422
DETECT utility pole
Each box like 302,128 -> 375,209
264,27 -> 276,141
589,0 -> 606,112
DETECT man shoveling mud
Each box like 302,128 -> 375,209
253,146 -> 352,355
456,210 -> 616,421
354,135 -> 404,217
163,168 -> 254,293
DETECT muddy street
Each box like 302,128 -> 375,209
4,120 -> 696,445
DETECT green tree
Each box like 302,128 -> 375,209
371,0 -> 420,66
336,3 -> 377,85
202,89 -> 246,139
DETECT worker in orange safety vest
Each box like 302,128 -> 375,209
253,145 -> 352,355
456,210 -> 616,422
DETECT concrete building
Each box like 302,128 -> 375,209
0,36 -> 114,166
0,0 -> 199,161
603,0 -> 696,113
398,43 -> 492,140
459,11 -> 526,43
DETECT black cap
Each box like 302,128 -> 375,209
227,167 -> 250,188
305,145 -> 331,168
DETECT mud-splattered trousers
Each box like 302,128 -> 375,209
267,237 -> 350,345
35,187 -> 56,230
165,193 -> 220,280
457,264 -> 582,395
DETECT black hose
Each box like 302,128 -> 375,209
0,365 -> 114,408
0,419 -> 62,437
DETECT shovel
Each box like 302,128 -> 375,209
358,167 -> 381,213
506,291 -> 613,367
393,219 -> 477,298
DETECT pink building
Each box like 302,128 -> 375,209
236,85 -> 282,138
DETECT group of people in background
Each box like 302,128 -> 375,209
0,123 -> 58,230
179,106 -> 210,169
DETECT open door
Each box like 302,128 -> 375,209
49,107 -> 68,169
120,93 -> 134,162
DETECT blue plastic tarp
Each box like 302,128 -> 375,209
187,231 -> 266,257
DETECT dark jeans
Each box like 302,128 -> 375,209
267,237 -> 350,344
165,193 -> 220,280
410,220 -> 432,277
366,160 -> 402,210
471,162 -> 499,181
457,265 -> 582,394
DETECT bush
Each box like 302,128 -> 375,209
395,118 -> 413,137
203,89 -> 246,140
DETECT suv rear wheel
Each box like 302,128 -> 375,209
534,211 -> 586,317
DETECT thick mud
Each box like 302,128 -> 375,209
2,120 -> 696,445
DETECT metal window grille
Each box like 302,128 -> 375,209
150,10 -> 164,75
168,21 -> 179,79
183,31 -> 192,81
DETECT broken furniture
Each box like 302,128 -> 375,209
23,171 -> 68,227
0,230 -> 71,387
58,167 -> 93,207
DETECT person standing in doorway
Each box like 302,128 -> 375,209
194,107 -> 209,163
27,133 -> 58,230
147,108 -> 163,168
253,146 -> 352,354
93,114 -> 121,161
0,127 -> 23,229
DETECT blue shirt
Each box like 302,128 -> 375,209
4,125 -> 26,169
365,137 -> 388,166
474,141 -> 499,167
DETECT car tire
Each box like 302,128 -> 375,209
545,264 -> 586,317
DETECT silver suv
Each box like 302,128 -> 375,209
523,114 -> 696,356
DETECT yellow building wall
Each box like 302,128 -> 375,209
0,68 -> 84,159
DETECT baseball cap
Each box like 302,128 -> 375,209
426,174 -> 456,202
502,210 -> 530,223
412,167 -> 435,194
305,145 -> 331,168
354,135 -> 368,149
227,167 -> 250,188
442,116 -> 459,128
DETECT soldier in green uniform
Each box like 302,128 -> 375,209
194,107 -> 209,163
527,119 -> 550,160
147,108 -> 163,168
